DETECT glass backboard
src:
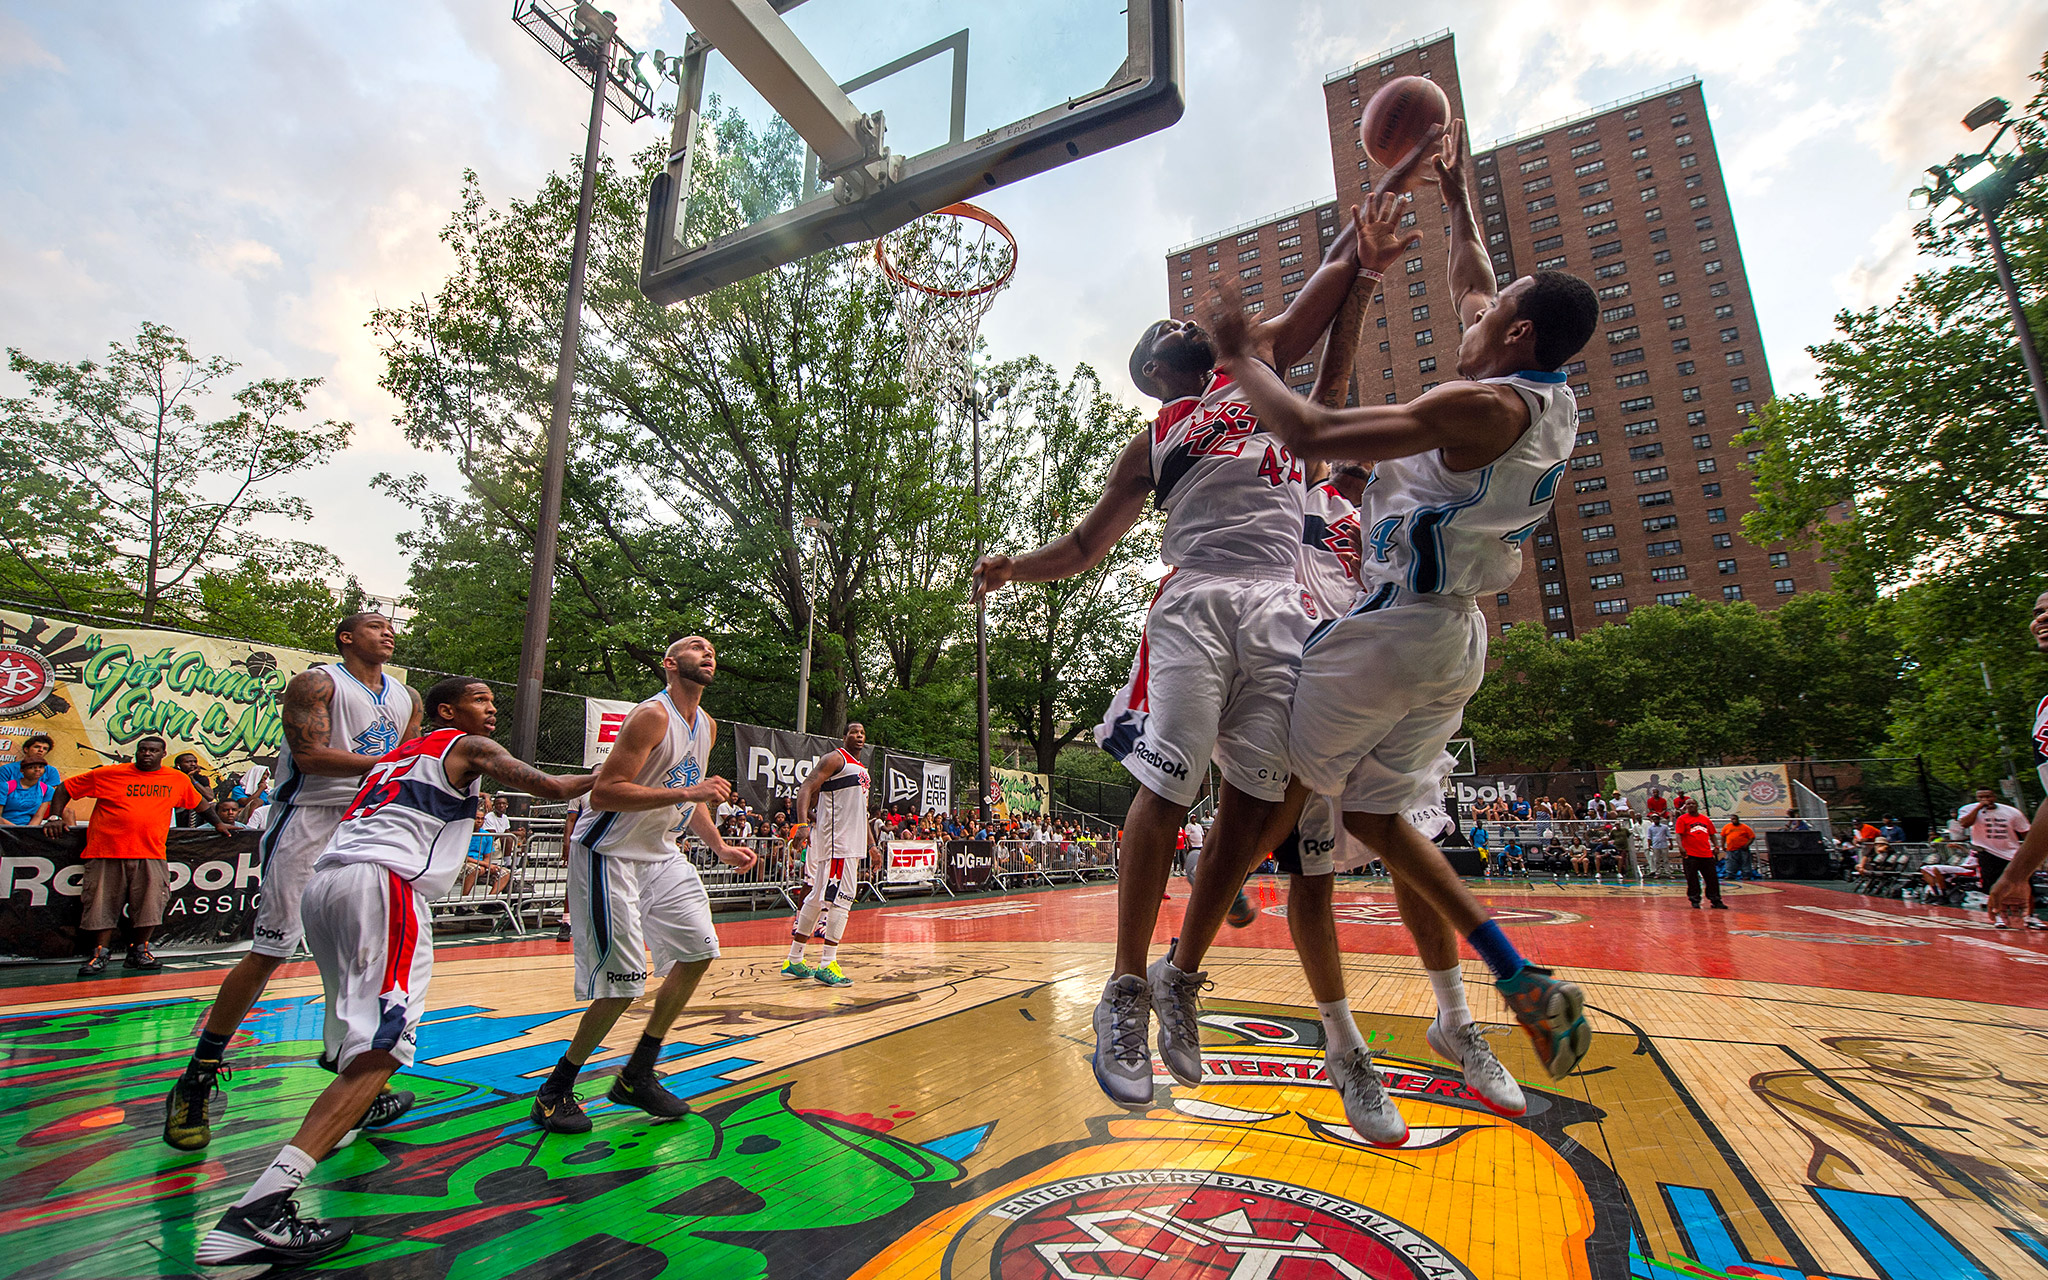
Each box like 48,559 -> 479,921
640,0 -> 1183,304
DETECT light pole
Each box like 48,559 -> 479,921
508,1 -> 655,763
1913,96 -> 2048,433
966,370 -> 1010,825
795,515 -> 830,736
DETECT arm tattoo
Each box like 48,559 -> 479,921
468,738 -> 568,795
281,670 -> 335,757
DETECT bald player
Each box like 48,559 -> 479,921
530,636 -> 757,1134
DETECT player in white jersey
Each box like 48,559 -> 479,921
1171,120 -> 1601,1144
165,612 -> 422,1152
531,636 -> 757,1135
197,677 -> 593,1268
783,722 -> 873,986
972,139 -> 1445,1112
1987,587 -> 2048,926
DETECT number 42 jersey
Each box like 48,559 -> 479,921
1354,371 -> 1577,601
1150,370 -> 1306,578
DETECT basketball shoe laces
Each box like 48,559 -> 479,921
255,1197 -> 334,1249
1329,1045 -> 1394,1113
1438,1023 -> 1512,1089
1107,982 -> 1150,1068
1155,966 -> 1212,1056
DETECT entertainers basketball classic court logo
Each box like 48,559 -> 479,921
0,643 -> 56,716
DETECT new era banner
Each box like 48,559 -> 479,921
583,696 -> 636,767
877,750 -> 952,815
734,723 -> 845,812
0,609 -> 404,780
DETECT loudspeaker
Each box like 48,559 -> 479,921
1446,848 -> 1486,877
1765,829 -> 1824,855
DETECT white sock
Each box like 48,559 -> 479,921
821,944 -> 838,966
236,1144 -> 315,1208
1317,998 -> 1366,1056
786,940 -> 807,963
1427,965 -> 1471,1032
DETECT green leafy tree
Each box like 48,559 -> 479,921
1742,54 -> 2048,593
984,358 -> 1155,774
1,322 -> 351,624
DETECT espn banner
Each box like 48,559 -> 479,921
734,723 -> 846,812
883,840 -> 941,885
876,750 -> 952,815
583,696 -> 636,767
993,766 -> 1050,819
1,826 -> 264,960
0,608 -> 404,781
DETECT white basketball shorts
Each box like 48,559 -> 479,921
301,860 -> 433,1072
250,803 -> 347,959
1096,569 -> 1317,806
570,847 -> 719,1000
1289,587 -> 1484,817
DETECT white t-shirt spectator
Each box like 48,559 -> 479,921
1961,802 -> 2030,858
1610,795 -> 1631,816
242,803 -> 270,832
1183,821 -> 1205,853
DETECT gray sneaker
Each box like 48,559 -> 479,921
1323,1046 -> 1406,1147
1146,952 -> 1211,1089
1426,1020 -> 1526,1117
1091,974 -> 1156,1110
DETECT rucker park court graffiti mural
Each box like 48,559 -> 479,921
3,882 -> 2047,1278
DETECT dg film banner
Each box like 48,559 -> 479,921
733,723 -> 847,812
0,609 -> 403,781
1611,764 -> 1791,821
994,767 -> 1050,819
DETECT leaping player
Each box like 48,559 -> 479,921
166,612 -> 421,1152
531,636 -> 757,1134
784,721 -> 872,987
973,136 -> 1442,1111
196,678 -> 593,1268
1172,119 -> 1600,1142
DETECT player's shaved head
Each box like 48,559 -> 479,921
665,636 -> 707,661
665,635 -> 717,687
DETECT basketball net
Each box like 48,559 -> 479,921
874,203 -> 1019,417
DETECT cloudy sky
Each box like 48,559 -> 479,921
4,0 -> 2046,599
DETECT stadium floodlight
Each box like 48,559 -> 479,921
1957,157 -> 2002,198
1962,96 -> 2010,132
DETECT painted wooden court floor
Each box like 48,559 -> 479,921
5,877 -> 2048,1279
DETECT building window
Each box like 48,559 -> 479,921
1694,457 -> 1718,475
1532,216 -> 1561,234
1240,266 -> 1260,280
1586,219 -> 1619,238
1681,386 -> 1702,402
1246,301 -> 1263,313
1616,370 -> 1650,388
1719,326 -> 1739,344
1590,572 -> 1624,589
1632,147 -> 1649,161
1419,356 -> 1437,372
1725,351 -> 1746,366
1236,231 -> 1259,246
1669,317 -> 1688,334
1710,281 -> 1730,297
1651,564 -> 1688,582
1693,216 -> 1715,232
1536,532 -> 1556,546
1583,199 -> 1615,216
1282,270 -> 1306,285
1638,490 -> 1673,507
1546,606 -> 1567,622
1383,368 -> 1393,380
1707,507 -> 1727,522
1587,547 -> 1621,565
1675,361 -> 1695,375
1281,252 -> 1304,267
1570,140 -> 1602,158
1625,419 -> 1659,438
1712,532 -> 1733,549
1180,287 -> 1193,298
1179,269 -> 1192,280
1538,256 -> 1568,270
1533,234 -> 1565,251
1715,558 -> 1737,574
1238,248 -> 1259,262
1591,242 -> 1624,260
1528,192 -> 1558,212
1634,468 -> 1669,485
1598,282 -> 1631,302
1629,127 -> 1645,141
1723,584 -> 1743,601
1595,598 -> 1629,615
1525,176 -> 1555,194
1681,154 -> 1699,170
1577,500 -> 1612,517
1655,249 -> 1673,264
1208,261 -> 1220,273
1703,258 -> 1723,274
1642,514 -> 1679,532
1543,581 -> 1563,596
1495,592 -> 1512,608
1627,441 -> 1664,460
1581,178 -> 1611,197
1574,159 -> 1606,177
1655,590 -> 1693,605
1416,329 -> 1433,346
1644,207 -> 1663,222
1613,348 -> 1646,367
1601,304 -> 1637,324
1619,396 -> 1655,414
1409,281 -> 1428,297
1287,362 -> 1315,378
1701,482 -> 1721,497
1582,524 -> 1616,542
1647,539 -> 1682,557
1277,234 -> 1301,249
1775,579 -> 1795,594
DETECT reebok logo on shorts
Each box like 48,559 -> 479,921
607,970 -> 649,984
1131,739 -> 1189,781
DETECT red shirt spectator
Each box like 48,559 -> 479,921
1676,812 -> 1715,859
1646,792 -> 1669,819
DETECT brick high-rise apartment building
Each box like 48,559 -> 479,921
1163,31 -> 1826,639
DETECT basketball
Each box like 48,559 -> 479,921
1359,75 -> 1450,168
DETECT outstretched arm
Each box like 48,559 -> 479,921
279,670 -> 380,777
454,737 -> 595,802
35,781 -> 75,830
1251,127 -> 1443,370
1434,120 -> 1496,330
973,427 -> 1153,599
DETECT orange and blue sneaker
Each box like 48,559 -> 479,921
1496,963 -> 1592,1080
1225,889 -> 1257,928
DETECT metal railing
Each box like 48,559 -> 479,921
992,838 -> 1119,889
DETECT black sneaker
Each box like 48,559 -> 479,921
195,1192 -> 351,1267
363,1087 -> 415,1129
77,946 -> 110,977
531,1086 -> 592,1134
124,944 -> 163,971
163,1059 -> 231,1151
607,1069 -> 690,1119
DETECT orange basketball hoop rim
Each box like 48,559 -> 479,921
874,202 -> 1019,298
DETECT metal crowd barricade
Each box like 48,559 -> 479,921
427,829 -> 526,934
989,837 -> 1119,889
680,834 -> 802,910
513,814 -> 570,929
